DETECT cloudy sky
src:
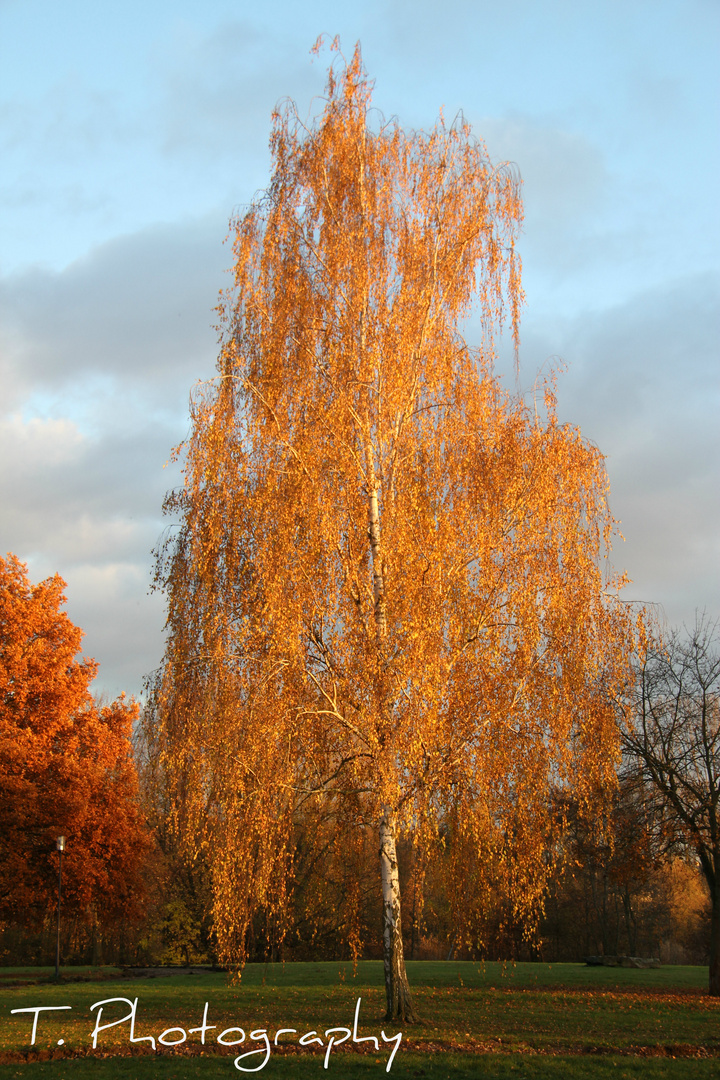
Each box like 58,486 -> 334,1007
1,0 -> 718,699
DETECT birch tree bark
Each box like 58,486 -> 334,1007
365,429 -> 415,1018
380,807 -> 415,1020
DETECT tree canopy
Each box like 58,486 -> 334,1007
151,43 -> 636,1019
0,553 -> 152,932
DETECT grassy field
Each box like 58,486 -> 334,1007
0,961 -> 717,1078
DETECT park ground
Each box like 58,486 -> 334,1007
0,961 -> 718,1078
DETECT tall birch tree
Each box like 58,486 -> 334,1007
151,43 -> 636,1021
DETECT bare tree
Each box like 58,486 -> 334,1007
620,615 -> 720,994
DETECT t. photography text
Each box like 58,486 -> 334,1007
10,995 -> 402,1072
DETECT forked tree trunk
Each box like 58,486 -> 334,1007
380,807 -> 417,1022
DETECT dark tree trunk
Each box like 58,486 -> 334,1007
710,876 -> 720,997
622,886 -> 637,956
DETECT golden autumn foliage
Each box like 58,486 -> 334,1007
150,43 -> 636,1020
0,553 -> 152,932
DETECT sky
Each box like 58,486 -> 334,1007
1,0 -> 718,699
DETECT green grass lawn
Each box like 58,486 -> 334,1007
0,962 -> 717,1078
0,970 -> 124,989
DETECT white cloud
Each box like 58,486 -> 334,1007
0,414 -> 85,466
60,561 -> 168,701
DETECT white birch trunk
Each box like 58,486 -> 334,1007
365,441 -> 415,1020
380,806 -> 416,1021
365,450 -> 387,645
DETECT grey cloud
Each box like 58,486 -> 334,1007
0,410 -> 183,698
478,116 -> 607,229
0,213 -> 229,408
627,70 -> 685,126
0,80 -> 132,162
0,79 -> 136,257
1,420 -> 181,540
0,220 -> 228,698
510,275 -> 720,627
462,114 -> 624,296
156,20 -> 321,160
550,276 -> 718,442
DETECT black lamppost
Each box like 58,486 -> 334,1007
55,836 -> 65,982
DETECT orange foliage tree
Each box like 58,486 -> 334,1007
0,554 -> 151,936
150,44 -> 635,1020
